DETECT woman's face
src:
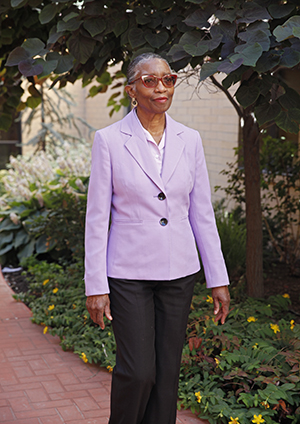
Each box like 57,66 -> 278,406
126,58 -> 175,116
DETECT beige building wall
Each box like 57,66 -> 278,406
22,74 -> 238,203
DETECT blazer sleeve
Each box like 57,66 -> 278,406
84,131 -> 112,296
188,132 -> 230,288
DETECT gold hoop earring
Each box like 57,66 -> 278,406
131,98 -> 138,108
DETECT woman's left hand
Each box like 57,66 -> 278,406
211,286 -> 230,324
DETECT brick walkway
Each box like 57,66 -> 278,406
0,269 -> 205,424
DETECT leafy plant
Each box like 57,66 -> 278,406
0,142 -> 90,265
13,258 -> 300,423
218,136 -> 300,274
178,286 -> 300,424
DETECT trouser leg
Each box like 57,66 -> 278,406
141,273 -> 196,424
108,278 -> 156,424
108,274 -> 196,424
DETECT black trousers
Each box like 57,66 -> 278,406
108,273 -> 196,424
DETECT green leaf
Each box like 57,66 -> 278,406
184,8 -> 212,28
145,31 -> 168,49
22,38 -> 45,56
268,4 -> 295,19
83,19 -> 106,37
231,42 -> 263,67
237,3 -> 271,24
0,243 -> 14,256
0,113 -> 13,131
0,218 -> 21,232
67,34 -> 96,64
55,55 -> 74,74
39,4 -> 61,24
35,58 -> 58,77
26,95 -> 42,108
280,47 -> 300,68
14,230 -> 30,249
18,60 -> 43,77
167,44 -> 190,62
36,234 -> 50,254
289,108 -> 300,123
199,61 -> 220,82
183,43 -> 208,57
113,19 -> 128,38
0,232 -> 13,247
57,18 -> 81,32
293,27 -> 300,39
97,71 -> 112,85
235,84 -> 260,108
275,110 -> 300,134
255,51 -> 281,73
238,29 -> 270,52
273,16 -> 300,42
215,8 -> 238,23
11,0 -> 26,7
17,239 -> 35,261
63,12 -> 79,22
6,47 -> 29,66
218,58 -> 243,74
128,28 -> 146,49
6,96 -> 20,108
254,102 -> 281,126
278,88 -> 300,110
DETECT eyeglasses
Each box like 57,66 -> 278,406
129,74 -> 177,88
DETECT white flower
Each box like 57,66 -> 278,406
75,178 -> 85,192
10,212 -> 20,225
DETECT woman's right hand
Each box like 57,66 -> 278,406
86,294 -> 112,329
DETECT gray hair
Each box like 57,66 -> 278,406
127,53 -> 171,84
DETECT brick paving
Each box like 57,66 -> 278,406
0,268 -> 206,424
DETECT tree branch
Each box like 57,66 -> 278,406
210,75 -> 243,119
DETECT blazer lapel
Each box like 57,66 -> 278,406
121,111 -> 165,192
161,113 -> 186,186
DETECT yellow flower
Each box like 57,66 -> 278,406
43,326 -> 48,334
229,417 -> 240,424
72,304 -> 76,309
43,279 -> 49,286
270,323 -> 280,334
261,401 -> 270,409
252,343 -> 258,349
48,304 -> 55,311
52,288 -> 58,294
80,352 -> 88,363
215,358 -> 220,367
282,293 -> 290,298
290,320 -> 295,330
107,365 -> 113,373
195,391 -> 202,403
247,316 -> 257,322
206,295 -> 213,304
252,414 -> 265,424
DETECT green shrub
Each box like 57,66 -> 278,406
218,136 -> 300,273
14,259 -> 300,423
179,286 -> 300,424
0,142 -> 89,265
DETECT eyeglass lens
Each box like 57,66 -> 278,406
142,75 -> 176,87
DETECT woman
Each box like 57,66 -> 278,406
85,52 -> 230,424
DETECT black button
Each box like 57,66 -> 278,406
159,218 -> 168,226
158,192 -> 166,201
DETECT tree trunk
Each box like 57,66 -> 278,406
243,113 -> 264,297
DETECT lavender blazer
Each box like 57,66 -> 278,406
84,110 -> 229,296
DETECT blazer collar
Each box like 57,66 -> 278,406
121,110 -> 185,192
